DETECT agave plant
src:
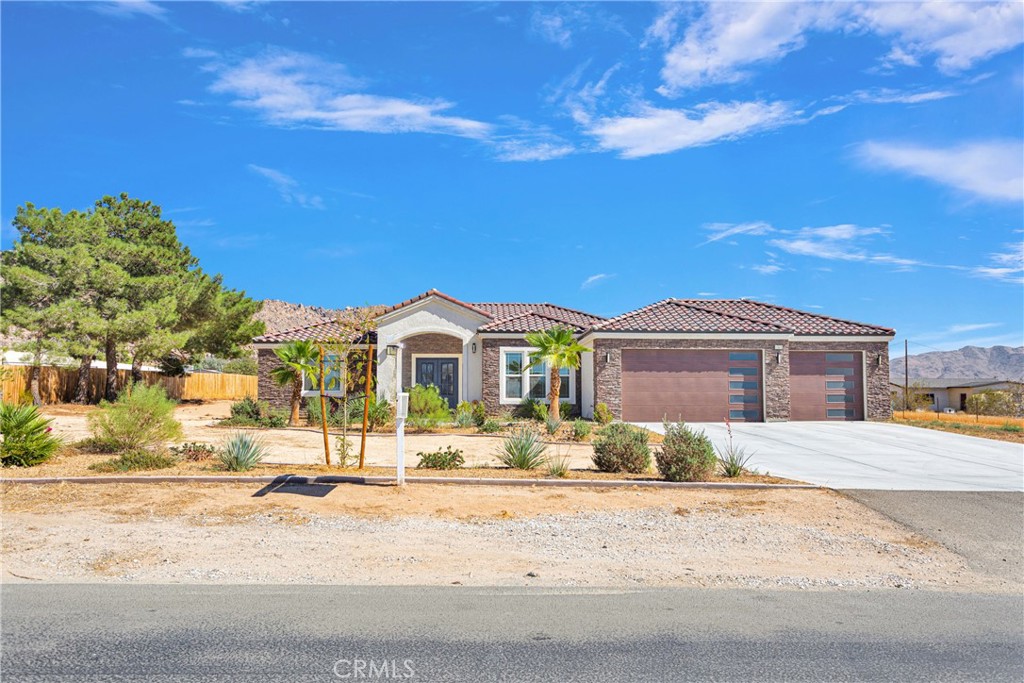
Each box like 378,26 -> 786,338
497,426 -> 547,470
218,432 -> 269,472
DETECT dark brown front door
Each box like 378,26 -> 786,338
790,351 -> 864,421
620,349 -> 763,422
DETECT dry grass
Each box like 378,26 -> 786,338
892,410 -> 1024,428
891,417 -> 1024,444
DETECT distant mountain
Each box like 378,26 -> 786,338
890,345 -> 1024,381
256,299 -> 343,335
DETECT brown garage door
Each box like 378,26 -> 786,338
621,350 -> 763,422
790,351 -> 864,421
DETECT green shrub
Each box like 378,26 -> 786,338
471,401 -> 487,427
169,442 -> 217,461
592,423 -> 650,474
224,396 -> 287,428
1000,422 -> 1023,433
594,403 -> 613,425
222,357 -> 258,376
89,450 -> 178,473
570,419 -> 592,442
478,418 -> 502,434
544,416 -> 562,435
74,436 -> 120,454
363,394 -> 393,432
335,435 -> 356,467
454,401 -> 476,428
545,451 -> 571,478
559,402 -> 573,419
87,384 -> 183,453
218,432 -> 268,471
0,403 -> 62,467
497,427 -> 547,469
656,422 -> 716,482
715,423 -> 754,478
416,446 -> 465,470
408,384 -> 452,431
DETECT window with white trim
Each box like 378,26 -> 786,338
301,353 -> 344,396
499,347 -> 574,404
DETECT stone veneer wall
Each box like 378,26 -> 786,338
481,337 -> 582,415
789,340 -> 891,420
257,347 -> 291,410
592,337 -> 791,421
401,333 -> 464,391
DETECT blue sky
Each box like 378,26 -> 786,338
2,1 -> 1022,354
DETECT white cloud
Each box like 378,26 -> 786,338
973,242 -> 1024,284
947,322 -> 1002,334
845,88 -> 958,105
192,47 -> 490,139
652,2 -> 1024,94
700,221 -> 774,246
859,140 -> 1024,202
768,224 -> 933,269
491,117 -> 574,162
89,1 -> 168,21
247,164 -> 324,210
589,100 -> 794,158
531,8 -> 574,49
751,264 -> 783,275
581,273 -> 614,290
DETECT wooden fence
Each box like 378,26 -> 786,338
892,410 -> 1024,428
0,365 -> 257,405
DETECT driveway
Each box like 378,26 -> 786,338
634,421 -> 1023,491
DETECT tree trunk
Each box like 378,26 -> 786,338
73,355 -> 93,404
28,365 -> 42,406
549,365 -> 560,421
104,338 -> 119,401
290,380 -> 302,427
131,351 -> 144,385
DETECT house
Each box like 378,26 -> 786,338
890,378 -> 1023,412
253,289 -> 894,422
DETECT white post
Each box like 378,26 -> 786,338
395,392 -> 409,486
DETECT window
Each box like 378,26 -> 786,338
826,367 -> 854,376
729,395 -> 759,404
827,409 -> 855,418
302,353 -> 343,396
499,348 -> 575,404
730,381 -> 759,390
729,367 -> 758,376
826,381 -> 854,390
729,409 -> 759,420
729,351 -> 759,361
826,394 -> 853,403
826,353 -> 855,362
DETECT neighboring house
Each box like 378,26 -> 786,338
253,289 -> 894,422
890,378 -> 1024,412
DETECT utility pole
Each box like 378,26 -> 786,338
904,339 -> 909,412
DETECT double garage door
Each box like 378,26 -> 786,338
620,349 -> 864,422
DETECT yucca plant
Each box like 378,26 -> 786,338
544,449 -> 571,478
497,426 -> 547,470
544,416 -> 562,436
0,403 -> 62,467
218,432 -> 268,472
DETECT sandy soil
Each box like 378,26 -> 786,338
1,482 -> 1011,592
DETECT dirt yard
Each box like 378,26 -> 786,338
1,481 -> 1013,592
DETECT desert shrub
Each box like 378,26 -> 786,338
497,426 -> 547,469
305,396 -> 343,427
169,442 -> 217,462
89,449 -> 178,473
87,384 -> 183,453
335,435 -> 356,467
0,403 -> 62,467
657,422 -> 716,482
1001,422 -> 1023,433
594,403 -> 613,425
416,446 -> 465,470
454,401 -> 476,428
218,432 -> 268,471
544,416 -> 562,435
545,450 -> 571,478
222,357 -> 258,375
74,436 -> 120,454
223,396 -> 287,428
363,394 -> 393,432
570,419 -> 592,442
715,422 -> 754,478
478,418 -> 502,434
408,384 -> 452,431
559,402 -> 573,419
515,398 -> 547,422
966,390 -> 1016,417
471,401 -> 487,427
592,423 -> 650,474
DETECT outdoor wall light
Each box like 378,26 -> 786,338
776,351 -> 782,364
386,344 -> 399,357
471,342 -> 477,353
877,355 -> 883,367
605,352 -> 612,363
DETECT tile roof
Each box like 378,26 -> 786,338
591,299 -> 893,336
253,320 -> 377,344
377,289 -> 494,319
474,303 -> 605,332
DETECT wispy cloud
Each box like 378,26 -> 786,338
581,273 -> 614,290
751,264 -> 783,275
972,242 -> 1024,284
190,47 -> 491,139
588,100 -> 795,158
858,140 -> 1024,202
89,1 -> 168,21
247,164 -> 324,209
699,221 -> 774,246
491,117 -> 574,162
844,88 -> 958,105
947,322 -> 1002,334
530,7 -> 574,49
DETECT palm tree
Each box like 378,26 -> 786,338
525,326 -> 592,421
269,340 -> 319,426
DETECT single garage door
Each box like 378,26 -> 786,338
790,351 -> 864,421
621,349 -> 763,422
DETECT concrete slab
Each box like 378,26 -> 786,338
633,421 -> 1024,491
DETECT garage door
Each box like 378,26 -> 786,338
790,351 -> 864,421
621,350 -> 763,422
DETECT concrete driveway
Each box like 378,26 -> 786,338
634,421 -> 1023,491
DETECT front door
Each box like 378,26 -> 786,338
415,358 -> 459,409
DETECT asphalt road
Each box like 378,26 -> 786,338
2,585 -> 1021,682
841,490 -> 1024,583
